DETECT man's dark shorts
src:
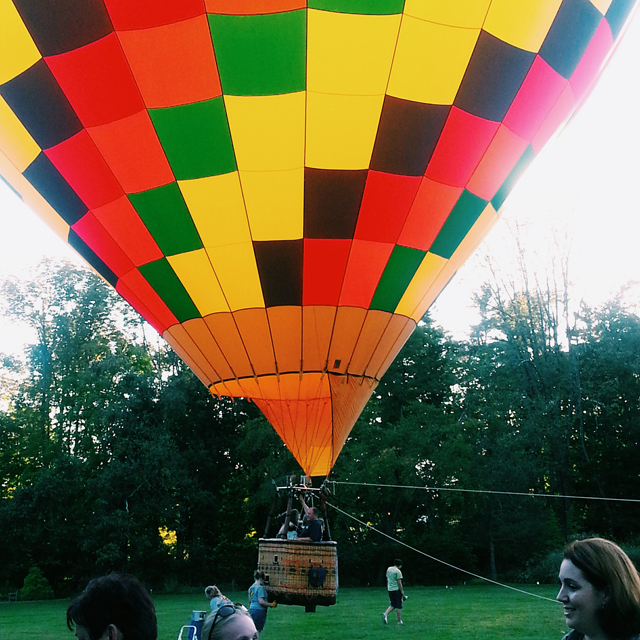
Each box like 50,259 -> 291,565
388,590 -> 403,609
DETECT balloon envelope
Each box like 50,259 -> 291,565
0,0 -> 636,476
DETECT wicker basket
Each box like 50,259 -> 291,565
257,539 -> 338,610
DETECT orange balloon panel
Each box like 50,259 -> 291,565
0,0 -> 637,476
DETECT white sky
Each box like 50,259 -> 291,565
0,10 -> 639,353
431,9 -> 640,336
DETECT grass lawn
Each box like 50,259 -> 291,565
0,584 -> 567,640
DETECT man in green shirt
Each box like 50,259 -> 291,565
382,559 -> 407,625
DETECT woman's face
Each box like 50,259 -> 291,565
217,612 -> 258,640
557,559 -> 607,638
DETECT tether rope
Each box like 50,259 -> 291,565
329,480 -> 640,504
326,501 -> 560,604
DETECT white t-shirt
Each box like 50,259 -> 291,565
386,565 -> 403,591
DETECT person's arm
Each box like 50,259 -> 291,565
258,596 -> 276,607
397,578 -> 404,597
258,588 -> 276,608
300,496 -> 311,517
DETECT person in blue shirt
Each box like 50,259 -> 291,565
205,585 -> 230,612
248,571 -> 275,638
298,498 -> 323,542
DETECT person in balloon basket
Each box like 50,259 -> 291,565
248,570 -> 276,639
67,573 -> 157,640
276,508 -> 300,539
557,537 -> 640,640
382,559 -> 407,625
297,497 -> 323,542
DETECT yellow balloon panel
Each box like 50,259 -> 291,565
239,168 -> 304,240
178,173 -> 252,249
167,249 -> 230,316
0,96 -> 39,172
225,93 -> 305,171
395,252 -> 448,319
0,0 -> 41,85
387,16 -> 480,105
484,0 -> 563,52
206,243 -> 264,311
403,0 -> 492,28
307,9 -> 400,95
305,92 -> 384,170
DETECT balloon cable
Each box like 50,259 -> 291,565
325,501 -> 560,604
329,480 -> 640,504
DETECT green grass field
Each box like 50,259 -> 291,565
0,585 -> 567,640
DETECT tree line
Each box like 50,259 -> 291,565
1,258 -> 640,598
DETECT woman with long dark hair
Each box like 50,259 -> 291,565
558,538 -> 640,640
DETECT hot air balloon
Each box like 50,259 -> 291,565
0,0 -> 637,479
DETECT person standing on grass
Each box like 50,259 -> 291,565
248,570 -> 276,639
383,559 -> 407,625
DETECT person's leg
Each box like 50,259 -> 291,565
383,592 -> 396,624
396,608 -> 403,624
250,609 -> 267,638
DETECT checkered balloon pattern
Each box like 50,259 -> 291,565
0,0 -> 636,475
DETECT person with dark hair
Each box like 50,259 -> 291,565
67,573 -> 157,640
201,602 -> 258,640
276,508 -> 300,539
558,537 -> 640,640
382,559 -> 407,626
297,497 -> 322,542
248,570 -> 276,639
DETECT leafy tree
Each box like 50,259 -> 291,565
3,256 -> 640,595
19,566 -> 54,600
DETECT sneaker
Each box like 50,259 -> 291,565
382,613 -> 388,624
399,621 -> 404,626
